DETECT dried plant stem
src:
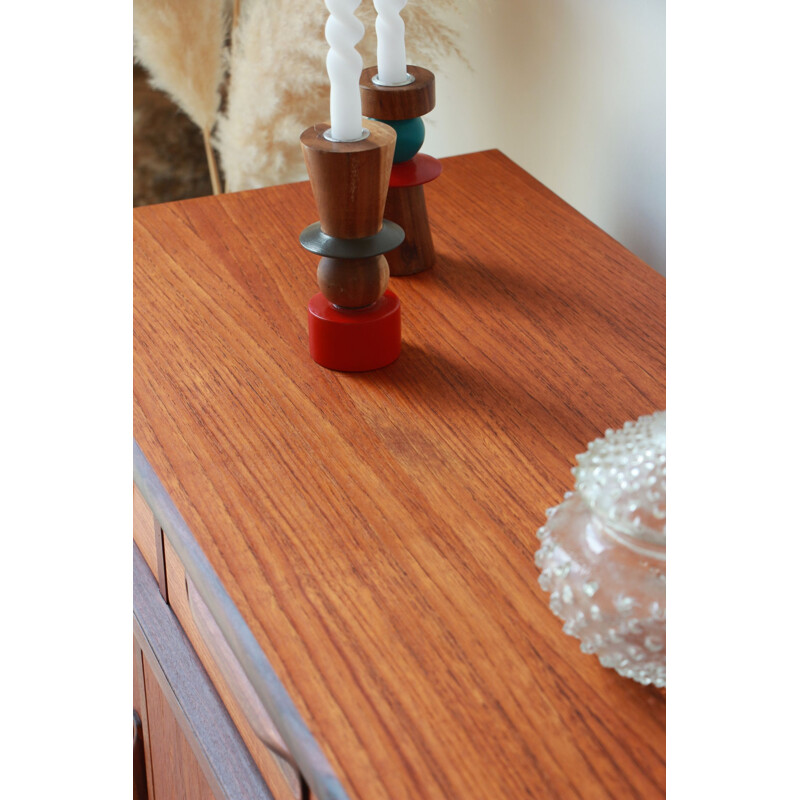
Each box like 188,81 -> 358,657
203,127 -> 222,195
216,0 -> 465,193
233,0 -> 241,33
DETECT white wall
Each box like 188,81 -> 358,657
421,0 -> 666,275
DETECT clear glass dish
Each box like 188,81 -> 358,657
535,411 -> 666,687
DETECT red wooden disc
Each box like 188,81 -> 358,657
308,291 -> 402,372
389,154 -> 443,188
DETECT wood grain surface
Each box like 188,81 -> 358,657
134,150 -> 666,800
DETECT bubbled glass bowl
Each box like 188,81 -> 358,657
535,411 -> 666,687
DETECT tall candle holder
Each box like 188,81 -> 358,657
359,65 -> 441,276
299,118 -> 404,372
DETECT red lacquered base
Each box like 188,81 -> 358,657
308,290 -> 401,372
389,153 -> 442,188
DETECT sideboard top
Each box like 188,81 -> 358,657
134,150 -> 665,800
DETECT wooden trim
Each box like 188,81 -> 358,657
133,440 -> 350,800
165,536 -> 302,800
133,483 -> 159,580
133,542 -> 274,800
187,576 -> 295,765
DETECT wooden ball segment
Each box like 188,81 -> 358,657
317,254 -> 389,309
299,118 -> 403,371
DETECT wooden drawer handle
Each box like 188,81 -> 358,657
133,710 -> 148,800
187,576 -> 296,766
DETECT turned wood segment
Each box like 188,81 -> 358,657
383,184 -> 435,275
300,119 -> 396,239
359,66 -> 435,120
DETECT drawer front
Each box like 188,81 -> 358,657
163,536 -> 305,800
133,483 -> 159,581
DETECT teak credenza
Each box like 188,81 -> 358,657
133,150 -> 666,800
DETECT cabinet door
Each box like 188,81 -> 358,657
134,541 -> 273,800
142,654 -> 218,800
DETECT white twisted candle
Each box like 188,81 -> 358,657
374,0 -> 408,85
325,0 -> 365,141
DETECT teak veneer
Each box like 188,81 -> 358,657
133,150 -> 666,800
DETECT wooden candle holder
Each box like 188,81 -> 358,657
360,65 -> 441,276
299,118 -> 404,372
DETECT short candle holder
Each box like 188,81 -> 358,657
360,65 -> 441,276
299,118 -> 404,372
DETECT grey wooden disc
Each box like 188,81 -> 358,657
299,221 -> 405,259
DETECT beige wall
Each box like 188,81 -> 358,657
422,0 -> 666,275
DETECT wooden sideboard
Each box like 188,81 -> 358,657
133,149 -> 666,800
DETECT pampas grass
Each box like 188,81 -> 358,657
216,0 -> 465,192
232,0 -> 241,35
134,0 -> 230,194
